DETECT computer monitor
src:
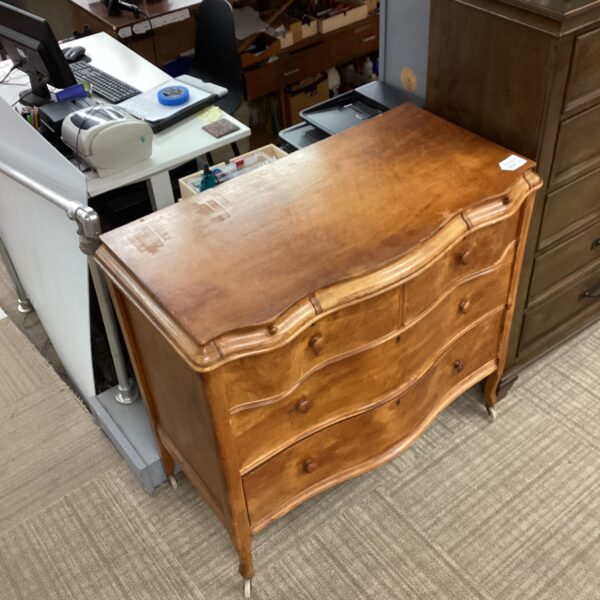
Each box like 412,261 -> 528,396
0,1 -> 75,106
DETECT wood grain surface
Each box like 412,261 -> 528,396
97,104 -> 536,368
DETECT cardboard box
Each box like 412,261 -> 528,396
318,1 -> 368,34
284,73 -> 330,126
179,144 -> 288,199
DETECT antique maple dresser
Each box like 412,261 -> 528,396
95,104 -> 542,597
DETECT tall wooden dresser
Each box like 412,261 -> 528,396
427,0 -> 600,391
95,105 -> 541,597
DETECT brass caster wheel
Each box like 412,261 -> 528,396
168,474 -> 178,490
486,405 -> 497,422
243,578 -> 252,599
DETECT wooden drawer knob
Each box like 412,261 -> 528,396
459,299 -> 472,314
308,333 -> 325,355
454,359 -> 465,372
303,458 -> 317,473
295,396 -> 312,413
458,249 -> 471,265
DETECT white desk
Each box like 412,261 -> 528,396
0,33 -> 251,210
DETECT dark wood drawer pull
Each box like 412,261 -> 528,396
361,35 -> 376,43
581,283 -> 600,300
284,67 -> 300,77
303,458 -> 317,473
454,359 -> 465,372
295,396 -> 312,413
308,333 -> 325,355
592,238 -> 600,250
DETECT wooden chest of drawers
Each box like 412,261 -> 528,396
426,0 -> 600,389
95,105 -> 541,596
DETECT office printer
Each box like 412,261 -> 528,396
62,106 -> 153,176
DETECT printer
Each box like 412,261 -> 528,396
62,106 -> 153,176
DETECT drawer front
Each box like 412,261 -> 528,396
232,250 -> 513,473
328,18 -> 379,65
221,288 -> 401,410
530,218 -> 600,300
243,311 -> 503,530
539,166 -> 600,248
564,28 -> 600,115
521,263 -> 600,351
552,103 -> 600,187
405,211 -> 519,321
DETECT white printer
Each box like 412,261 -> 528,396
62,105 -> 153,176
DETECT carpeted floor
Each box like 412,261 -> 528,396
1,270 -> 600,600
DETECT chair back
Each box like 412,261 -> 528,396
193,0 -> 243,115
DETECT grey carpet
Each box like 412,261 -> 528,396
0,272 -> 599,598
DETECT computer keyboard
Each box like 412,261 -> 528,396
70,61 -> 141,104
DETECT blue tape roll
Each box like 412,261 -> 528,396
157,85 -> 190,106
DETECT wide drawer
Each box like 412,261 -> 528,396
539,166 -> 600,249
243,311 -> 502,530
232,249 -> 513,473
564,27 -> 600,115
530,218 -> 600,300
220,287 -> 401,411
552,103 -> 600,187
521,262 -> 600,351
405,210 -> 519,321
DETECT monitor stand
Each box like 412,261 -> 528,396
19,72 -> 52,107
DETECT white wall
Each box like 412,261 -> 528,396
0,98 -> 95,399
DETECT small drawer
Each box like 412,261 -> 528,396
243,310 -> 502,530
232,250 -> 513,473
552,103 -> 600,187
539,166 -> 600,248
404,211 -> 519,322
329,18 -> 378,65
221,287 -> 401,412
564,28 -> 600,115
521,263 -> 600,351
530,218 -> 600,300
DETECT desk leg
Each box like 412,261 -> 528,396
147,172 -> 175,211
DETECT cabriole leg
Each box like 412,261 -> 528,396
484,371 -> 500,422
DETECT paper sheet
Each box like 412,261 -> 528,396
118,79 -> 212,122
233,6 -> 267,40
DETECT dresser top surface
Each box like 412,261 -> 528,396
487,0 -> 600,20
98,104 -> 535,352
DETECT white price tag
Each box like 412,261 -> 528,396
499,154 -> 527,171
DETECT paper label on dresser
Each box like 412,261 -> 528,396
499,155 -> 527,171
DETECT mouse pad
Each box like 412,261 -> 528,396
203,118 -> 240,138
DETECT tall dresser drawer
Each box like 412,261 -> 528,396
539,166 -> 600,248
530,218 -> 600,299
405,212 -> 519,321
232,252 -> 513,473
521,263 -> 600,350
552,103 -> 600,186
219,288 -> 401,410
564,28 -> 600,115
243,311 -> 503,530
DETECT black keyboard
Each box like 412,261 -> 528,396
70,61 -> 141,104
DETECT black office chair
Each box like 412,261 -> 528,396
188,0 -> 243,158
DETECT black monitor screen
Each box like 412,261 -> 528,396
0,1 -> 75,105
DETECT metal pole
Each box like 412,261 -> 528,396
74,206 -> 138,405
0,233 -> 33,313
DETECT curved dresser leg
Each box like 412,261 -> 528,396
484,372 -> 499,422
236,534 -> 254,598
